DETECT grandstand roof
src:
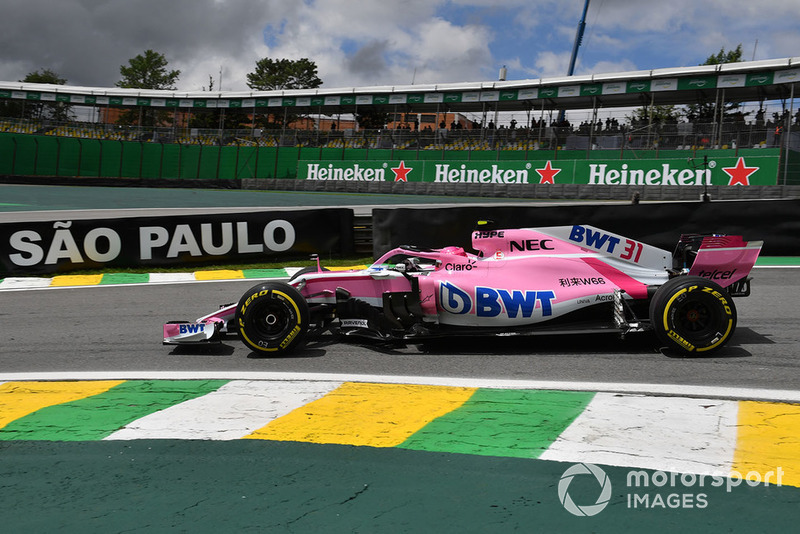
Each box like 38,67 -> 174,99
1,57 -> 798,115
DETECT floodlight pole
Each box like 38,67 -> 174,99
558,0 -> 590,124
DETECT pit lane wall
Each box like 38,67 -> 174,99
1,199 -> 798,276
0,209 -> 354,276
372,199 -> 800,258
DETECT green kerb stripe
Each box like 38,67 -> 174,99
242,268 -> 289,279
0,380 -> 229,441
756,257 -> 800,266
398,389 -> 594,458
99,273 -> 151,285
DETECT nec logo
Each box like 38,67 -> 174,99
179,323 -> 205,334
510,239 -> 554,252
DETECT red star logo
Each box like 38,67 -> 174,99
722,157 -> 758,186
391,161 -> 412,182
535,161 -> 561,184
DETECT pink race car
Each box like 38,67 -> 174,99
163,224 -> 762,356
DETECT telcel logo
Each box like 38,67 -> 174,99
698,269 -> 737,280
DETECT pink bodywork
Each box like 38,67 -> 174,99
295,226 -> 668,327
293,225 -> 761,328
164,225 -> 762,343
687,235 -> 763,287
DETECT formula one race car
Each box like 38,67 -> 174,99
163,224 -> 762,356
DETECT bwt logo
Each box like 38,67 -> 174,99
179,323 -> 205,334
439,282 -> 555,318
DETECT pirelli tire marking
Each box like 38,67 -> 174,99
650,276 -> 737,355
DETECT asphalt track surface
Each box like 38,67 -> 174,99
0,268 -> 797,392
3,184 -> 800,532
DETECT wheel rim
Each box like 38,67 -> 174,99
676,301 -> 712,333
250,300 -> 293,340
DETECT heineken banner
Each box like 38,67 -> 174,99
298,156 -> 779,186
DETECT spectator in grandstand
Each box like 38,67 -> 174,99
774,125 -> 783,147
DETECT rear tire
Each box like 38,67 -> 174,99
236,282 -> 309,356
649,276 -> 737,354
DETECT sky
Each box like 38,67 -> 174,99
1,0 -> 798,94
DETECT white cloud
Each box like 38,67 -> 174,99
0,0 -> 796,96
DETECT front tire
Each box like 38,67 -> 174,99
236,282 -> 309,356
649,276 -> 737,355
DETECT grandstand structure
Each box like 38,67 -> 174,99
0,57 -> 798,191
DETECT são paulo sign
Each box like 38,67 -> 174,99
298,156 -> 778,186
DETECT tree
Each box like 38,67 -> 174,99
627,105 -> 681,127
247,58 -> 323,129
684,45 -> 745,123
0,69 -> 74,122
246,58 -> 322,91
116,49 -> 180,90
703,45 -> 744,66
185,73 -> 251,136
356,110 -> 390,130
115,50 -> 180,127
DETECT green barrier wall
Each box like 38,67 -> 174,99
0,132 -> 791,184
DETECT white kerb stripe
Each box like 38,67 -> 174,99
104,380 -> 342,441
147,273 -> 197,283
0,277 -> 53,289
539,392 -> 739,475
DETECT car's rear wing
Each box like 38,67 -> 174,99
683,235 -> 763,289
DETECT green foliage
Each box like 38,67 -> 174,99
0,69 -> 74,122
25,68 -> 68,85
627,105 -> 681,125
115,50 -> 180,127
246,57 -> 322,91
702,44 -> 744,66
685,45 -> 746,123
356,110 -> 390,130
116,49 -> 180,90
246,57 -> 323,128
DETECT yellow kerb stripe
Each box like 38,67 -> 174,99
733,400 -> 800,488
0,380 -> 125,429
326,265 -> 369,271
194,270 -> 245,281
244,382 -> 477,447
50,275 -> 104,287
